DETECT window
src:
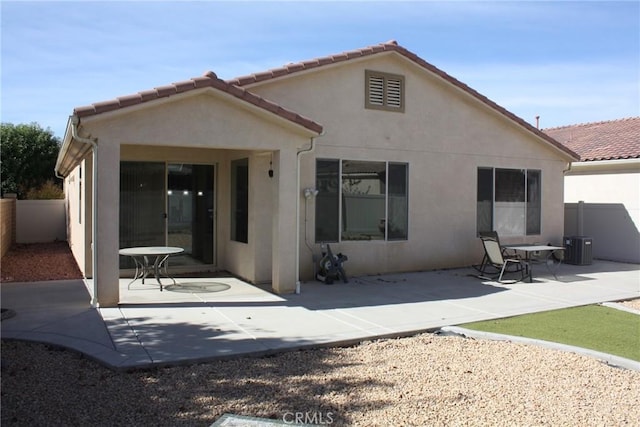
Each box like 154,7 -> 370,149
315,159 -> 408,241
477,167 -> 541,236
365,70 -> 405,112
231,158 -> 248,243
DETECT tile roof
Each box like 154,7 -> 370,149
543,117 -> 640,161
227,40 -> 579,161
73,71 -> 323,134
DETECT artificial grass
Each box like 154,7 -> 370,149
460,304 -> 640,361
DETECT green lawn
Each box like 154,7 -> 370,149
460,304 -> 640,361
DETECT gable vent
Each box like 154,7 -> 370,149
365,70 -> 405,113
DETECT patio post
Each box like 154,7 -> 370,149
271,148 -> 298,294
94,140 -> 120,307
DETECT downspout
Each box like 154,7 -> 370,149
295,131 -> 324,294
69,116 -> 100,307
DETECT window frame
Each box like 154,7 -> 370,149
477,167 -> 542,237
365,70 -> 405,113
230,158 -> 249,243
315,158 -> 409,242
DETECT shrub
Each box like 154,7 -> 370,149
26,180 -> 64,200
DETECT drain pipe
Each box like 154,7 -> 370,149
295,132 -> 324,294
69,116 -> 99,307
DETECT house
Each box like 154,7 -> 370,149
55,40 -> 578,307
544,117 -> 640,263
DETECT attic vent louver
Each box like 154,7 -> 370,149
365,70 -> 405,112
368,76 -> 385,106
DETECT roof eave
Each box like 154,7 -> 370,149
70,71 -> 323,136
230,41 -> 580,161
568,157 -> 640,173
55,117 -> 92,178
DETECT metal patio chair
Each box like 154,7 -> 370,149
474,231 -> 517,276
479,236 -> 529,283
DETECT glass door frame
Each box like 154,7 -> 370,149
166,162 -> 217,270
119,160 -> 217,272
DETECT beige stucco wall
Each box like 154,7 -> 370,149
65,158 -> 90,277
245,53 -> 572,279
62,53 -> 575,305
67,89 -> 314,305
564,161 -> 640,262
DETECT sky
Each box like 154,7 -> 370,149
1,0 -> 639,140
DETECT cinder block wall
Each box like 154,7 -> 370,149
16,200 -> 67,244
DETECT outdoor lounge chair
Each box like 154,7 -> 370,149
474,231 -> 517,276
479,236 -> 529,283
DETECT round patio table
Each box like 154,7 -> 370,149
119,246 -> 184,291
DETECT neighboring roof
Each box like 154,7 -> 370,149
227,40 -> 579,161
544,117 -> 640,162
73,71 -> 323,134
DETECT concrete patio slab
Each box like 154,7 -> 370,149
2,260 -> 638,370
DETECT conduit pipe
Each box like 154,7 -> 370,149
69,115 -> 100,307
295,131 -> 324,294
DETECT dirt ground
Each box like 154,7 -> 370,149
0,241 -> 83,283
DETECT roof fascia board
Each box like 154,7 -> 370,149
435,80 -> 579,162
568,158 -> 640,173
391,53 -> 580,161
72,71 -> 322,135
77,87 -> 321,138
76,89 -> 198,124
235,51 -> 398,89
56,118 -> 93,177
231,43 -> 579,161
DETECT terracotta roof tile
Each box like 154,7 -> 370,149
174,80 -> 195,93
73,72 -> 322,134
544,117 -> 640,161
226,40 -> 578,160
139,89 -> 159,101
117,94 -> 142,108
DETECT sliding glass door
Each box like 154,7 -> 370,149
120,161 -> 215,269
120,162 -> 165,251
167,164 -> 214,266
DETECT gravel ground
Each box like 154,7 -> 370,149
0,242 -> 83,282
2,335 -> 639,426
620,298 -> 640,311
1,243 -> 639,426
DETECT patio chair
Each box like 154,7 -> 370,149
479,236 -> 529,283
474,231 -> 517,276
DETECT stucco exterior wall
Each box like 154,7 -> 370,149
61,52 -> 575,303
70,90 -> 314,301
564,164 -> 640,263
65,160 -> 87,276
246,53 -> 570,279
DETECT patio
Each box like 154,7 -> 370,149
2,260 -> 638,369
